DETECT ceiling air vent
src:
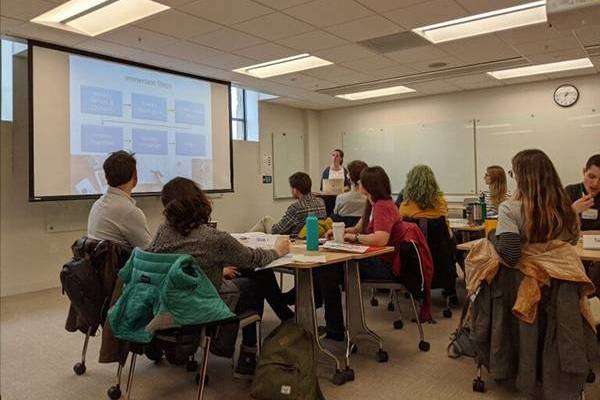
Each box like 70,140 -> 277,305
357,31 -> 432,54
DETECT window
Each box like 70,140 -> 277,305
230,86 -> 260,142
1,38 -> 27,121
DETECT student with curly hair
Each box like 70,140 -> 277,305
399,165 -> 449,220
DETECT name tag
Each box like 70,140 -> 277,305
582,208 -> 598,220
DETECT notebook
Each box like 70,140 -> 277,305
322,241 -> 369,253
322,178 -> 344,195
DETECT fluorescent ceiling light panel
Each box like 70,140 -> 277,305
336,86 -> 416,101
413,1 -> 547,43
233,54 -> 333,78
487,58 -> 594,79
31,0 -> 170,36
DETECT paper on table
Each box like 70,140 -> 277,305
231,232 -> 283,250
254,254 -> 327,271
322,241 -> 369,253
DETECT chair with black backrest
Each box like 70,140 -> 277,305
404,216 -> 457,318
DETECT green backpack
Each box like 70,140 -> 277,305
251,321 -> 325,400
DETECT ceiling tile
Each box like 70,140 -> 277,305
135,10 -> 221,39
325,71 -> 375,85
234,42 -> 299,62
153,40 -> 224,63
176,61 -> 238,80
369,64 -> 418,79
409,80 -> 462,94
99,26 -> 178,53
512,36 -> 582,56
497,24 -> 571,46
129,51 -> 189,69
355,0 -> 427,13
0,0 -> 56,21
76,39 -> 145,60
302,64 -> 360,79
325,15 -> 403,42
253,0 -> 313,9
342,55 -> 397,72
9,22 -> 87,46
0,16 -> 25,34
284,0 -> 373,27
440,35 -> 520,63
271,73 -> 336,90
525,48 -> 588,64
189,28 -> 265,51
385,45 -> 449,64
385,0 -> 468,29
155,0 -> 197,7
203,52 -> 257,69
233,12 -> 313,41
407,56 -> 464,72
574,25 -> 600,47
276,30 -> 348,52
546,68 -> 597,80
444,73 -> 502,89
314,43 -> 376,63
455,0 -> 527,14
180,0 -> 272,25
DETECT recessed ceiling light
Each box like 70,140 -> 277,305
31,0 -> 170,37
413,1 -> 547,43
487,58 -> 594,79
233,54 -> 333,79
336,85 -> 416,101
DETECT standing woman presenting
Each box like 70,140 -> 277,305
320,149 -> 350,191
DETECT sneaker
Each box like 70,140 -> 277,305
317,326 -> 344,342
234,350 -> 257,379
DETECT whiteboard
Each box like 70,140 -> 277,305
476,106 -> 600,193
343,120 -> 476,195
272,132 -> 305,199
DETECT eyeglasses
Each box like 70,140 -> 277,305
508,170 -> 514,178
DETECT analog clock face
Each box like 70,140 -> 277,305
554,84 -> 579,107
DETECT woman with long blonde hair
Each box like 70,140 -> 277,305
493,149 -> 579,266
483,165 -> 510,215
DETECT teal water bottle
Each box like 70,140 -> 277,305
306,214 -> 319,251
479,192 -> 487,222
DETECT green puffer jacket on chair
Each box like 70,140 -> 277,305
108,248 -> 234,343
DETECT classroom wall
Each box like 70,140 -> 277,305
0,56 -> 308,297
318,74 -> 600,192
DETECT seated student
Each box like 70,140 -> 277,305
482,165 -> 511,216
87,150 -> 151,249
492,149 -> 579,267
251,172 -> 327,235
566,154 -> 600,231
333,160 -> 368,221
399,165 -> 449,220
146,177 -> 293,379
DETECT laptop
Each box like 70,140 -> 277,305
322,178 -> 344,195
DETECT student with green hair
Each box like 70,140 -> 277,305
399,165 -> 449,220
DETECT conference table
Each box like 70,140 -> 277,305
456,239 -> 600,262
283,243 -> 394,385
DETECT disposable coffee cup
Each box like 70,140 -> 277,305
332,222 -> 345,243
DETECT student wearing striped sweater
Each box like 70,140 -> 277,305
482,165 -> 511,216
491,150 -> 579,267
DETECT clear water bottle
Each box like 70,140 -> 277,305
306,213 -> 319,251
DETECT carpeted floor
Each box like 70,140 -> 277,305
1,280 -> 598,400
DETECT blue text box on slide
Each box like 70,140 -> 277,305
81,86 -> 123,117
176,133 -> 206,157
81,125 -> 123,153
132,129 -> 168,155
175,100 -> 205,125
131,93 -> 167,121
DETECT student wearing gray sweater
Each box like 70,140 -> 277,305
146,177 -> 292,379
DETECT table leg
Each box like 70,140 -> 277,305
344,260 -> 387,363
294,269 -> 346,385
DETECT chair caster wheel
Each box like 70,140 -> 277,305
387,302 -> 395,311
393,320 -> 404,330
73,362 -> 86,375
419,341 -> 430,352
344,368 -> 355,382
587,370 -> 595,383
473,378 -> 485,392
107,385 -> 121,399
332,370 -> 347,386
376,350 -> 389,363
370,298 -> 379,307
186,360 -> 199,372
443,309 -> 453,318
195,373 -> 209,385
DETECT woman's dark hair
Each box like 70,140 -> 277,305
332,148 -> 344,164
161,177 -> 212,236
585,154 -> 600,171
512,149 -> 579,243
359,166 -> 392,233
347,160 -> 368,185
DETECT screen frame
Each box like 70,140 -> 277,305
28,40 -> 234,202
